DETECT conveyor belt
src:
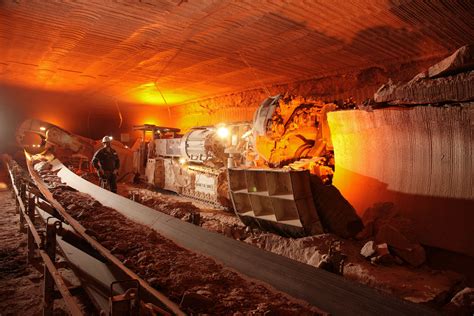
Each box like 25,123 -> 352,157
37,158 -> 438,315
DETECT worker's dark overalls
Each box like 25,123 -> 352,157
92,146 -> 120,193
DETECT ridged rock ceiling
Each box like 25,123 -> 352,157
1,0 -> 473,105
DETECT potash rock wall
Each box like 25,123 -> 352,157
328,105 -> 474,257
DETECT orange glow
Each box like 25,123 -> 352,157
138,115 -> 162,126
33,67 -> 92,92
130,83 -> 194,105
35,115 -> 64,129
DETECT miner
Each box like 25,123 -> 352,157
92,136 -> 120,193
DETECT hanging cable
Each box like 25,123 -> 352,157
239,52 -> 271,97
154,80 -> 172,120
115,99 -> 123,128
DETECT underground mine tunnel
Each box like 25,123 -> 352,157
0,1 -> 473,315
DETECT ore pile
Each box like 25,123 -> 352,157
36,164 -> 323,315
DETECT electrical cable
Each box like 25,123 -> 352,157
115,99 -> 123,128
153,81 -> 172,121
238,52 -> 271,97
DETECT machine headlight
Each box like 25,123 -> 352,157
217,126 -> 229,139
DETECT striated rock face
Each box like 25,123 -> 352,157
328,105 -> 474,257
3,1 -> 469,105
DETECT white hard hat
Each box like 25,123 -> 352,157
102,136 -> 113,143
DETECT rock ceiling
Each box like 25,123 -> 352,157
0,0 -> 473,106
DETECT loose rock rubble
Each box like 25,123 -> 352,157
0,188 -> 47,315
244,232 -> 464,305
36,162 -> 323,315
357,202 -> 426,267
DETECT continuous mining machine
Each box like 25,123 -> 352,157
126,95 -> 338,236
133,95 -> 337,212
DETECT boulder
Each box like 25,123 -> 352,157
374,45 -> 474,105
444,287 -> 474,315
451,287 -> 474,308
309,176 -> 363,238
360,241 -> 375,258
355,221 -> 374,240
359,202 -> 426,266
375,224 -> 426,267
361,202 -> 398,226
375,224 -> 413,250
427,44 -> 474,78
375,243 -> 390,256
392,244 -> 426,267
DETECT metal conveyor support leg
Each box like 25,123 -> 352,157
19,182 -> 26,233
43,221 -> 59,316
110,279 -> 140,316
27,195 -> 36,264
